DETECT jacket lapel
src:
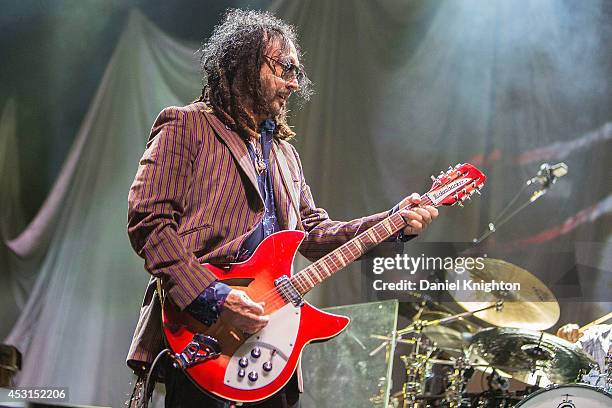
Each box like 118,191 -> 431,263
200,106 -> 300,229
200,108 -> 263,204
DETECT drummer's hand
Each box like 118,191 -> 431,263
399,193 -> 439,236
556,323 -> 583,343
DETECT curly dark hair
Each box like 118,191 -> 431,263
196,9 -> 312,141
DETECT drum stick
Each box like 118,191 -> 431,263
580,311 -> 612,332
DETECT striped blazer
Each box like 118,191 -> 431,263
126,102 -> 390,379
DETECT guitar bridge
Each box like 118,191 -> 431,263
274,275 -> 304,307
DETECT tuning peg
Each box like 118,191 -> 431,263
475,190 -> 481,195
431,175 -> 436,181
457,202 -> 464,207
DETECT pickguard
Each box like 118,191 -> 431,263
224,304 -> 301,390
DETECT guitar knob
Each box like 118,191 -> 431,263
251,347 -> 261,358
239,357 -> 249,368
263,361 -> 273,372
248,371 -> 258,382
238,369 -> 246,378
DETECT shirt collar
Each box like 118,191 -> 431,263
259,119 -> 276,133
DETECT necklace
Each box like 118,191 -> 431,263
249,139 -> 267,174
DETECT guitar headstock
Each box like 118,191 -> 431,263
424,163 -> 486,207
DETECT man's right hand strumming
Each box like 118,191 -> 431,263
220,289 -> 269,334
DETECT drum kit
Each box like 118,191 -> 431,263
369,258 -> 612,408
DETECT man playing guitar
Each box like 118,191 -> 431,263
126,9 -> 438,407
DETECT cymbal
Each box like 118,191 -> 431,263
468,327 -> 596,385
445,258 -> 559,330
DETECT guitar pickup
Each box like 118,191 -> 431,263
274,275 -> 304,307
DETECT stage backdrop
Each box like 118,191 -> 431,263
1,1 -> 610,407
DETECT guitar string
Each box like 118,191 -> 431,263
283,171 -> 483,297
252,198 -> 434,308
287,196 -> 436,295
251,194 -> 440,308
259,183 -> 484,312
251,181 -> 479,309
260,193 -> 442,306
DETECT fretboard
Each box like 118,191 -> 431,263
289,197 -> 431,295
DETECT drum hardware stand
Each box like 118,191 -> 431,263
367,336 -> 395,407
396,319 -> 436,407
394,302 -> 503,408
368,331 -> 398,407
397,301 -> 504,337
369,376 -> 391,407
399,338 -> 435,408
397,306 -> 435,408
444,355 -> 471,408
523,331 -> 555,388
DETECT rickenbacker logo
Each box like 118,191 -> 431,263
426,178 -> 471,205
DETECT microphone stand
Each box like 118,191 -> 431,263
472,163 -> 566,245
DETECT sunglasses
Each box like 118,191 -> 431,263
264,55 -> 305,83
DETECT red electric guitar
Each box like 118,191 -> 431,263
161,163 -> 486,403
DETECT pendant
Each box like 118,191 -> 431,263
255,157 -> 267,174
249,139 -> 266,174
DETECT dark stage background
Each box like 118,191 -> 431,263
0,1 -> 610,406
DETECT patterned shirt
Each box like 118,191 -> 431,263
239,118 -> 280,258
578,324 -> 611,388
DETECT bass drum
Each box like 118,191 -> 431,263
515,383 -> 611,407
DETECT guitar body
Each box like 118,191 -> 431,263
162,230 -> 351,403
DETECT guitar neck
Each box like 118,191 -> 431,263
290,197 -> 432,296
